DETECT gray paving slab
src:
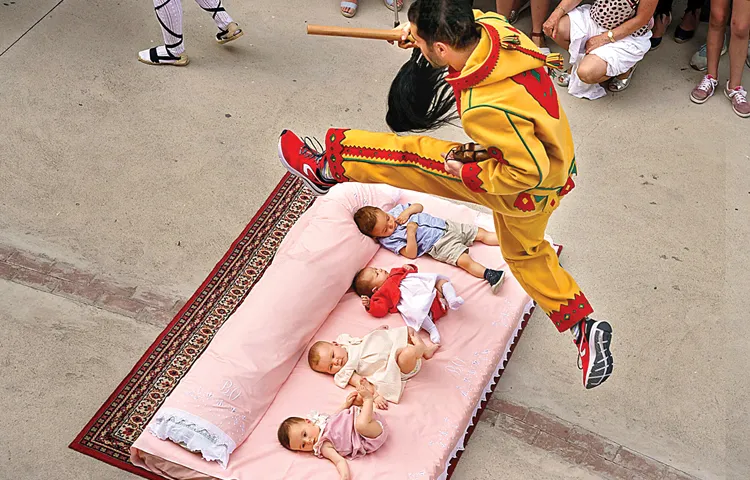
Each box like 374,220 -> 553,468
0,0 -> 748,479
0,279 -> 156,479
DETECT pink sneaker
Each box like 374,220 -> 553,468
690,74 -> 718,104
724,82 -> 750,118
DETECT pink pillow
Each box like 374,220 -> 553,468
148,184 -> 401,468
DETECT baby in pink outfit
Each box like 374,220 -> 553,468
278,379 -> 387,479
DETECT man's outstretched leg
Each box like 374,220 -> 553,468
496,211 -> 613,389
277,129 -> 509,213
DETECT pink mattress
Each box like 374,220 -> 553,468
131,187 -> 553,480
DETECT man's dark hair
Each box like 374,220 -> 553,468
407,0 -> 481,50
386,0 -> 480,133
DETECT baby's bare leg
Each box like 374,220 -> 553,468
457,252 -> 488,278
398,330 -> 439,370
354,398 -> 383,439
475,227 -> 499,246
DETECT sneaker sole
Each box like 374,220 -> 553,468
490,271 -> 506,294
690,92 -> 712,104
277,136 -> 330,196
724,89 -> 750,118
584,320 -> 613,389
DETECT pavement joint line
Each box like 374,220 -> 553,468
0,243 -> 182,328
0,0 -> 66,58
0,249 -> 704,479
485,399 -> 699,480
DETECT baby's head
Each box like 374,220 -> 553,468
352,267 -> 390,297
278,417 -> 320,452
354,206 -> 397,238
308,340 -> 349,375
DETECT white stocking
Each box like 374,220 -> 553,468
441,282 -> 464,310
195,0 -> 234,30
153,0 -> 185,55
421,315 -> 441,344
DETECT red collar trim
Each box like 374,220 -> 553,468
445,22 -> 501,91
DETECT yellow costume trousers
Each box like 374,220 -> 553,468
325,128 -> 593,332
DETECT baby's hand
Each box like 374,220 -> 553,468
357,378 -> 376,400
396,211 -> 411,225
406,221 -> 418,233
403,264 -> 416,272
374,395 -> 389,410
361,296 -> 370,309
341,391 -> 358,410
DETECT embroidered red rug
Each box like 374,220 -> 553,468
69,174 -> 538,479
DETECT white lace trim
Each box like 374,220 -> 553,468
148,407 -> 237,469
436,298 -> 536,480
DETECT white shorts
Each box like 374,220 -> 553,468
566,4 -> 651,100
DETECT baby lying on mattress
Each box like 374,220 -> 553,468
279,379 -> 386,480
309,326 -> 437,406
354,202 -> 506,293
353,264 -> 463,344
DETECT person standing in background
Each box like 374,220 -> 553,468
138,0 -> 243,66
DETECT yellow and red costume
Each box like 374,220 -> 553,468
323,11 -> 592,332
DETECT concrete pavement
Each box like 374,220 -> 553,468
1,0 -> 748,478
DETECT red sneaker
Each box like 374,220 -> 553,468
277,130 -> 335,195
575,318 -> 614,389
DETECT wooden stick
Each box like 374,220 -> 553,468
306,24 -> 412,42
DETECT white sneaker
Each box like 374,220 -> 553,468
690,74 -> 718,104
690,32 -> 729,72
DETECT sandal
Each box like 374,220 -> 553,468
608,64 -> 637,92
551,70 -> 570,87
216,22 -> 243,44
383,0 -> 403,12
138,47 -> 189,66
341,0 -> 358,17
508,0 -> 530,24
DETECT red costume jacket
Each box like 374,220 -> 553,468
367,264 -> 446,321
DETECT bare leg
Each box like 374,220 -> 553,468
531,0 -> 551,47
546,14 -> 572,50
397,329 -> 438,372
728,0 -> 750,89
354,380 -> 384,439
576,54 -> 611,84
707,0 -> 731,79
456,252 -> 487,279
474,227 -> 499,246
496,0 -> 514,17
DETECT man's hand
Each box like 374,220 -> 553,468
444,160 -> 462,177
585,33 -> 609,53
396,210 -> 411,225
361,295 -> 371,309
387,22 -> 416,49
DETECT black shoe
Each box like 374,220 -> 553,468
574,318 -> 614,389
483,268 -> 505,294
674,25 -> 696,43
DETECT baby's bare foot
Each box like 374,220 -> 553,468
423,341 -> 440,360
358,379 -> 375,399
